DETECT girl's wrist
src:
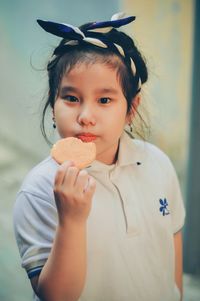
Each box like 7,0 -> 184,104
58,216 -> 87,231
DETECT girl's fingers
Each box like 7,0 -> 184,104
75,170 -> 90,194
84,176 -> 96,196
54,161 -> 74,188
63,166 -> 80,187
55,162 -> 96,202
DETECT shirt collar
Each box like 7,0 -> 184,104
117,131 -> 145,166
87,131 -> 145,173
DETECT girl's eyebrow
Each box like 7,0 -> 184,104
96,88 -> 119,95
60,86 -> 119,95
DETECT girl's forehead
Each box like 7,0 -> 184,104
60,62 -> 123,94
62,62 -> 118,82
67,61 -> 117,74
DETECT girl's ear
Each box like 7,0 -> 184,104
133,93 -> 141,112
126,93 -> 141,123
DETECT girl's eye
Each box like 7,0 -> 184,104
99,97 -> 111,104
63,95 -> 79,102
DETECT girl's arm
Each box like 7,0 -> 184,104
31,219 -> 87,301
31,161 -> 96,301
174,230 -> 183,301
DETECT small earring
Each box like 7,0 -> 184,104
129,123 -> 133,132
52,117 -> 56,129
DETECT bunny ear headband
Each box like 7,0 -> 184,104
37,12 -> 141,91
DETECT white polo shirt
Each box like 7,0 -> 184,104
13,131 -> 185,301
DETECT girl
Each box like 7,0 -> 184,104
13,12 -> 185,301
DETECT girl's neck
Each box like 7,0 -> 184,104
96,141 -> 119,165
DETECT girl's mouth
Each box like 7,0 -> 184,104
77,134 -> 97,142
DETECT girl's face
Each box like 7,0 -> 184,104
53,62 -> 133,165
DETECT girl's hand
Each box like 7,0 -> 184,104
54,161 -> 96,225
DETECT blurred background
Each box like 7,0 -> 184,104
0,0 -> 200,300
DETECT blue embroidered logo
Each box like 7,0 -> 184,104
159,198 -> 170,216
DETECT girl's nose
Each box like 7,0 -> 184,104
77,104 -> 96,126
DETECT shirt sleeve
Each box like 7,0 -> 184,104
13,191 -> 57,278
167,159 -> 186,234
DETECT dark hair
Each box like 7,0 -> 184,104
40,22 -> 149,145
